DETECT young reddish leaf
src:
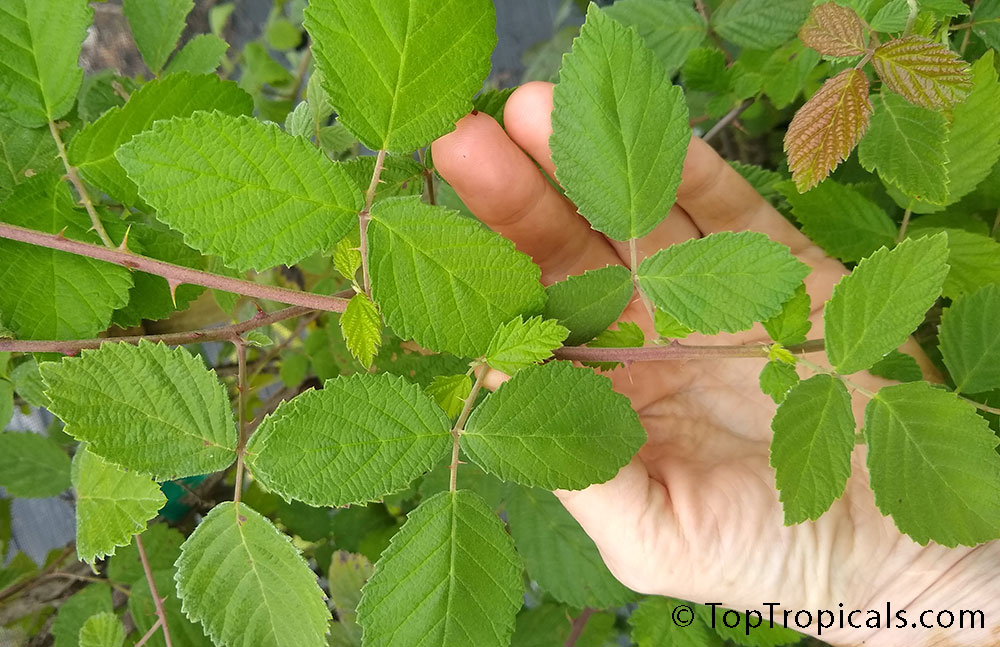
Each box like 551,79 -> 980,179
784,68 -> 873,192
871,36 -> 973,108
799,3 -> 867,57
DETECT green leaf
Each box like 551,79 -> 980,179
52,584 -> 113,647
0,176 -> 133,340
246,373 -> 452,507
107,523 -> 183,585
78,612 -> 125,647
463,361 -> 646,489
506,486 -> 635,609
543,265 -> 633,346
711,0 -> 812,49
551,5 -> 690,241
779,180 -> 897,262
603,0 -> 707,75
858,92 -> 950,204
824,234 -> 949,374
0,114 -> 57,197
757,41 -> 822,110
0,431 -> 71,498
871,35 -> 972,109
683,48 -> 731,93
864,382 -> 1000,546
973,0 -> 1000,50
72,447 -> 166,564
164,34 -> 230,75
759,360 -> 800,404
870,0 -> 910,31
0,552 -> 36,595
426,374 -> 473,420
69,73 -> 253,206
513,604 -> 616,647
637,232 -> 810,335
700,606 -> 805,646
123,0 -> 192,74
11,358 -> 48,408
340,293 -> 382,369
343,154 -> 425,200
654,309 -> 694,339
763,285 -> 812,346
176,502 -> 331,647
631,598 -> 723,647
770,375 -> 856,524
868,350 -> 923,383
939,285 -> 1000,394
118,111 -> 362,271
41,340 -> 237,480
129,567 -> 213,647
368,197 -> 545,358
920,0 -> 971,16
485,316 -> 569,375
0,380 -> 11,431
925,228 -> 1000,299
357,491 -> 522,647
305,0 -> 496,152
0,0 -> 92,127
333,237 -> 362,283
327,551 -> 372,646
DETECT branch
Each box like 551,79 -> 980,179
233,338 -> 249,504
554,339 -> 826,363
565,607 -> 595,647
359,149 -> 388,297
48,120 -> 115,248
136,534 -> 174,647
450,368 -> 489,492
0,223 -> 350,313
703,100 -> 752,143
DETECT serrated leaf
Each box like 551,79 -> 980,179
505,485 -> 634,609
69,73 -> 253,206
333,237 -> 362,282
785,68 -> 873,192
871,36 -> 972,108
543,265 -> 633,346
164,34 -> 230,75
426,374 -> 473,420
870,0 -> 910,31
123,0 -> 192,74
762,285 -> 813,346
52,584 -> 113,647
176,502 -> 331,647
305,0 -> 496,152
358,491 -> 521,647
654,309 -> 694,339
129,567 -> 213,647
864,382 -> 1000,546
368,197 -> 545,358
858,92 -> 950,204
40,340 -> 237,480
868,350 -> 923,383
637,232 -> 810,334
939,285 -> 1000,394
78,612 -> 125,647
72,448 -> 165,564
711,0 -> 813,49
919,228 -> 1000,298
824,234 -> 949,374
800,3 -> 868,57
757,41 -> 822,110
463,362 -> 646,489
485,316 -> 568,375
603,0 -> 707,75
340,293 -> 382,369
118,111 -> 362,271
759,360 -> 801,404
683,47 -> 731,93
246,373 -> 451,507
770,375 -> 856,524
973,0 -> 1000,50
0,431 -> 71,498
108,523 -> 183,585
589,320 -> 645,351
551,5 -> 690,241
631,598 -> 723,647
0,0 -> 92,127
0,114 -> 58,196
920,0 -> 971,16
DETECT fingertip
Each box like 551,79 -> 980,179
504,81 -> 558,179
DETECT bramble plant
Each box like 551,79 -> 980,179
0,0 -> 999,646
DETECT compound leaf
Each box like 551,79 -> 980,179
0,431 -> 71,498
484,316 -> 569,375
340,293 -> 382,369
711,0 -> 812,49
41,340 -> 237,480
939,285 -> 1000,394
463,362 -> 646,490
799,2 -> 867,57
871,35 -> 972,109
176,502 -> 331,647
118,111 -> 362,271
543,265 -> 633,346
357,490 -> 522,647
603,0 -> 707,75
637,232 -> 810,335
864,382 -> 1000,546
123,0 -> 192,74
246,373 -> 451,507
551,5 -> 690,241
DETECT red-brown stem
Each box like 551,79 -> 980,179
136,534 -> 173,647
554,339 -> 827,362
565,607 -> 595,647
48,120 -> 115,248
359,149 -> 388,297
233,338 -> 249,505
133,619 -> 164,647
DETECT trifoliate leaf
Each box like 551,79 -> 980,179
118,111 -> 362,271
762,285 -> 812,346
551,6 -> 690,241
603,0 -> 707,75
246,373 -> 451,507
864,382 -> 1000,546
333,237 -> 362,283
340,293 -> 382,369
358,491 -> 522,647
506,485 -> 635,609
123,0 -> 192,74
871,36 -> 972,109
654,309 -> 694,339
824,234 -> 949,374
41,340 -> 237,480
426,374 -> 473,420
799,2 -> 868,57
858,92 -> 950,204
770,375 -> 855,524
176,502 -> 331,647
72,448 -> 165,564
631,598 -> 722,647
759,360 -> 801,404
463,362 -> 646,489
0,114 -> 58,196
939,285 -> 1000,394
868,350 -> 923,383
164,34 -> 230,75
129,568 -> 213,647
870,0 -> 910,31
305,0 -> 496,153
52,584 -> 113,647
0,0 -> 92,127
0,431 -> 71,498
69,73 -> 253,206
637,232 -> 810,334
78,612 -> 125,647
779,180 -> 897,262
711,0 -> 813,49
484,316 -> 569,375
368,197 -> 545,358
785,68 -> 873,192
543,265 -> 633,346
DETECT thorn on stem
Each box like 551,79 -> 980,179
166,279 -> 183,307
117,225 -> 133,252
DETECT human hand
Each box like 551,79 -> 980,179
431,81 -> 1000,647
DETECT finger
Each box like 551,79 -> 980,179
431,112 -> 621,283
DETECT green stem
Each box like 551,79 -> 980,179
359,149 -> 388,298
796,355 -> 877,398
449,368 -> 488,492
233,338 -> 249,505
48,120 -> 114,248
897,204 -> 913,243
904,0 -> 919,36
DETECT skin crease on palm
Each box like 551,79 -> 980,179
431,82 -> 1000,647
